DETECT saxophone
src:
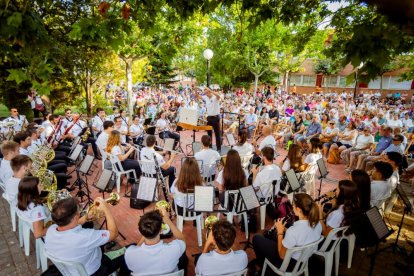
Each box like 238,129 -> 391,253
82,128 -> 91,142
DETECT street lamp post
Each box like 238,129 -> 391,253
203,49 -> 213,88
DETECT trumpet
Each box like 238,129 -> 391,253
205,215 -> 219,238
86,193 -> 120,221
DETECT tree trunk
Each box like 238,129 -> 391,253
85,72 -> 93,116
253,74 -> 259,100
125,58 -> 134,116
380,74 -> 383,93
284,71 -> 290,92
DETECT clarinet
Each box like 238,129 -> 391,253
152,153 -> 170,202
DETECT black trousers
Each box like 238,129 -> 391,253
252,234 -> 296,275
207,115 -> 221,151
121,159 -> 141,179
91,252 -> 130,276
162,166 -> 176,188
81,137 -> 99,157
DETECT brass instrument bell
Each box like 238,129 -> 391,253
155,200 -> 171,212
86,193 -> 121,221
205,215 -> 219,238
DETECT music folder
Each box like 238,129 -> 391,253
137,177 -> 157,202
194,186 -> 214,212
238,185 -> 261,213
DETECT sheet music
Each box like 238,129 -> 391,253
96,169 -> 112,190
285,169 -> 300,191
239,186 -> 260,211
179,108 -> 198,125
137,177 -> 157,202
194,186 -> 214,212
164,138 -> 174,151
366,207 -> 389,239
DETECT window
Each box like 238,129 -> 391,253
290,75 -> 302,86
302,75 -> 316,86
339,77 -> 355,88
323,76 -> 338,87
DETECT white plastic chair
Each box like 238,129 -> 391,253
261,236 -> 324,276
174,193 -> 203,247
138,159 -> 170,199
341,233 -> 356,268
132,269 -> 185,276
44,250 -> 88,276
16,212 -> 48,271
258,181 -> 277,230
196,268 -> 248,276
108,153 -> 137,193
314,226 -> 349,276
0,178 -> 5,192
218,190 -> 249,239
299,165 -> 317,198
2,193 -> 17,232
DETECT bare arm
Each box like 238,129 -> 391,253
96,198 -> 119,241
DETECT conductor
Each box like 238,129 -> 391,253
195,87 -> 222,152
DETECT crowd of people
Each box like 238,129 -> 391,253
0,84 -> 413,275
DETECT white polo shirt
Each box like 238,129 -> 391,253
202,95 -> 220,116
282,220 -> 322,260
326,205 -> 344,240
195,149 -> 221,177
129,124 -> 143,137
92,115 -> 104,135
125,240 -> 186,274
140,147 -> 165,166
69,120 -> 87,137
259,135 -> 276,150
115,125 -> 128,144
233,142 -> 254,156
195,249 -> 248,275
17,202 -> 51,223
4,177 -> 20,204
370,180 -> 392,208
96,131 -> 109,155
45,224 -> 110,275
253,164 -> 282,198
0,159 -> 12,183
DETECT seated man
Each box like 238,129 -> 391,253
244,107 -> 258,139
125,209 -> 187,275
294,114 -> 322,142
196,220 -> 248,275
194,135 -> 221,181
370,161 -> 394,208
355,127 -> 393,170
251,147 -> 282,199
253,126 -> 276,154
0,141 -> 20,183
4,155 -> 32,204
45,197 -> 129,275
140,135 -> 176,187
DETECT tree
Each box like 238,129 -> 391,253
314,58 -> 340,92
146,54 -> 178,87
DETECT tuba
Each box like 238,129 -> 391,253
205,215 -> 219,239
86,193 -> 120,221
0,120 -> 16,141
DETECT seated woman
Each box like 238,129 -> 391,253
129,115 -> 144,146
106,130 -> 140,178
257,107 -> 270,134
252,193 -> 322,272
318,180 -> 360,238
328,121 -> 357,163
156,110 -> 180,148
285,114 -> 305,147
233,129 -> 254,156
17,176 -> 51,238
170,157 -> 203,215
280,144 -> 306,173
215,149 -> 248,207
304,137 -> 323,168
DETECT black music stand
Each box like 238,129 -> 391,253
316,158 -> 329,198
92,169 -> 127,240
237,186 -> 262,250
73,155 -> 95,206
349,206 -> 393,276
68,144 -> 84,174
392,185 -> 413,254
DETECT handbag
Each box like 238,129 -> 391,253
327,147 -> 340,164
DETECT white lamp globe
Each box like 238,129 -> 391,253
203,49 -> 214,60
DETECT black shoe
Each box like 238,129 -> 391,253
95,156 -> 102,160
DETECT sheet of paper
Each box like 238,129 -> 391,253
239,186 -> 260,211
226,133 -> 236,146
137,177 -> 157,201
194,186 -> 214,212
